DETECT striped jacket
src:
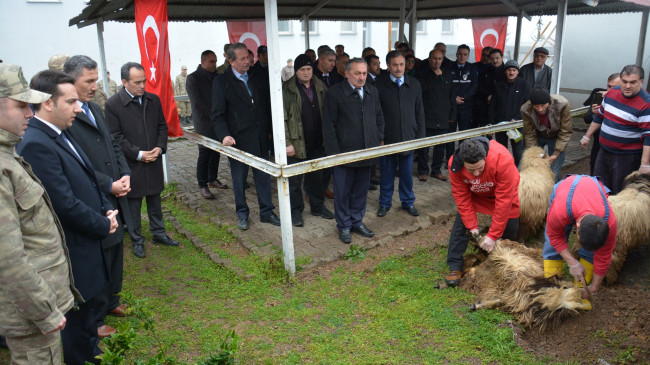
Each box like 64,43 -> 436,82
593,87 -> 650,154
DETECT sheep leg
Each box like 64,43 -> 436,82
470,298 -> 502,311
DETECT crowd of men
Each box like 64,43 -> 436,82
1,38 -> 649,362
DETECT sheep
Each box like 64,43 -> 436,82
517,146 -> 555,241
461,239 -> 589,332
604,171 -> 650,283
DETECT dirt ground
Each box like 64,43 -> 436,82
301,156 -> 650,365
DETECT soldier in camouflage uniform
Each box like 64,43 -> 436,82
0,64 -> 78,364
97,71 -> 118,97
48,54 -> 69,71
174,65 -> 191,124
216,43 -> 231,74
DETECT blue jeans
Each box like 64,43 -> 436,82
542,225 -> 594,264
379,153 -> 415,209
537,136 -> 566,181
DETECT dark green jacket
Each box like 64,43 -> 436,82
282,75 -> 327,159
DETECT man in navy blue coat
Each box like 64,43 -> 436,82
17,70 -> 118,365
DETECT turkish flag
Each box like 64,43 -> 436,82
135,0 -> 182,137
226,21 -> 267,62
472,17 -> 508,62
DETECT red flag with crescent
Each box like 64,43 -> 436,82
226,21 -> 267,62
134,0 -> 182,137
472,17 -> 508,62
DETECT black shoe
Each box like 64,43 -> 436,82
402,205 -> 419,216
261,213 -> 281,226
292,214 -> 304,227
153,235 -> 180,246
351,224 -> 374,237
311,208 -> 334,219
368,183 -> 378,191
238,218 -> 249,231
377,206 -> 389,217
132,241 -> 146,258
340,229 -> 351,244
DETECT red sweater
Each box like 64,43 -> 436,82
449,140 -> 520,241
546,175 -> 617,276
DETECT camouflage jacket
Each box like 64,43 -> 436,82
0,128 -> 78,337
174,74 -> 188,95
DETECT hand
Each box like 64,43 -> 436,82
640,165 -> 650,175
286,145 -> 295,157
456,96 -> 465,105
569,261 -> 587,286
42,317 -> 66,335
119,175 -> 131,191
591,103 -> 600,115
110,180 -> 129,197
548,155 -> 558,163
222,136 -> 236,146
579,136 -> 590,150
479,236 -> 496,253
106,210 -> 119,234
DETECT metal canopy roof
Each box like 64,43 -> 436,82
70,0 -> 650,28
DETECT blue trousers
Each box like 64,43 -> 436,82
537,136 -> 566,182
417,128 -> 446,175
542,225 -> 594,264
228,157 -> 274,220
379,153 -> 415,209
62,297 -> 101,365
332,165 -> 371,231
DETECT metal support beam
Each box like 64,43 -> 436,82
302,0 -> 332,18
302,15 -> 310,51
514,12 -> 523,61
96,19 -> 110,96
409,0 -> 417,50
551,0 -> 567,95
265,0 -> 295,275
499,0 -> 531,20
399,0 -> 406,43
637,10 -> 649,67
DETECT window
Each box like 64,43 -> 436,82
301,20 -> 319,35
416,20 -> 426,34
340,22 -> 357,34
441,19 -> 453,34
278,20 -> 292,35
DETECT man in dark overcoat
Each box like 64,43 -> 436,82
63,55 -> 133,338
375,51 -> 425,218
105,62 -> 179,258
211,42 -> 280,231
322,57 -> 384,244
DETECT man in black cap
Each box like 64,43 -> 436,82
252,45 -> 270,92
489,59 -> 532,167
519,47 -> 552,91
521,86 -> 573,181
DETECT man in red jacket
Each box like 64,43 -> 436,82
445,137 -> 520,286
542,175 -> 617,309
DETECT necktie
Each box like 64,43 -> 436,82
81,102 -> 97,127
396,78 -> 402,87
323,74 -> 330,87
133,96 -> 141,107
61,132 -> 85,166
240,73 -> 252,96
356,88 -> 363,100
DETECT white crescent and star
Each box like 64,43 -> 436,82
480,28 -> 499,48
238,32 -> 261,48
142,15 -> 160,81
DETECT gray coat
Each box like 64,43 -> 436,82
322,81 -> 384,167
374,73 -> 425,155
105,89 -> 168,198
67,101 -> 133,249
519,63 -> 552,91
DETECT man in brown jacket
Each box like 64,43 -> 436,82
0,64 -> 77,364
521,87 -> 572,181
105,62 -> 179,258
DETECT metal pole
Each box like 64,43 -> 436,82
514,12 -> 523,61
399,0 -> 406,43
409,0 -> 417,51
265,0 -> 295,275
303,15 -> 310,51
636,10 -> 649,67
96,19 -> 110,96
551,0 -> 567,95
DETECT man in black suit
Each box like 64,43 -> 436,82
105,62 -> 180,258
211,42 -> 280,231
17,70 -> 118,365
186,50 -> 228,200
63,55 -> 132,339
322,58 -> 384,244
375,51 -> 425,218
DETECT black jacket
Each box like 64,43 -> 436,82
450,62 -> 479,108
416,67 -> 457,130
186,64 -> 217,138
211,67 -> 271,157
488,77 -> 532,123
519,63 -> 552,91
375,73 -> 425,154
322,81 -> 384,167
66,101 -> 133,249
314,68 -> 344,88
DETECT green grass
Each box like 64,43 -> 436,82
99,186 -> 554,364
